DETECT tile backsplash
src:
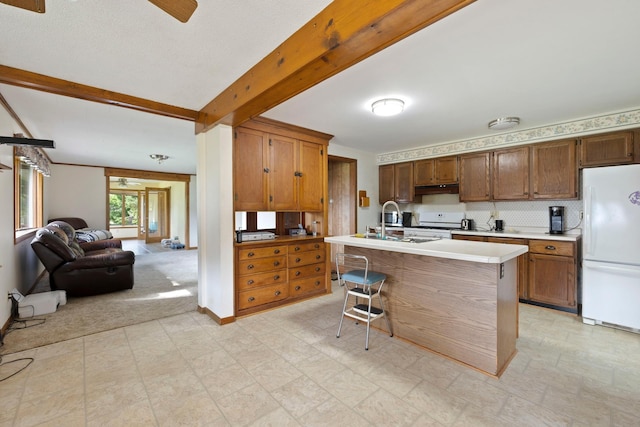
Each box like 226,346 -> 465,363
401,194 -> 583,233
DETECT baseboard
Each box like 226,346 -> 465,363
197,305 -> 235,325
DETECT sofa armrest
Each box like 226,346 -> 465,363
80,239 -> 123,252
60,250 -> 135,271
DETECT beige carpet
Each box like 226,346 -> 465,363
1,248 -> 198,355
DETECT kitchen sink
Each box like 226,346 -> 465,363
351,234 -> 439,243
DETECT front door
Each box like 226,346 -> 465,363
145,187 -> 170,243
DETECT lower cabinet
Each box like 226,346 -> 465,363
453,234 -> 579,313
235,239 -> 328,316
527,240 -> 577,311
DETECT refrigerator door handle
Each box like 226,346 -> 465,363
584,186 -> 593,257
584,260 -> 640,276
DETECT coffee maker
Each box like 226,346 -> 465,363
549,206 -> 565,234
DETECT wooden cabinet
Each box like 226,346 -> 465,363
414,156 -> 458,186
236,245 -> 288,311
492,146 -> 530,200
233,119 -> 330,212
379,162 -> 416,203
454,234 -> 578,312
528,240 -> 577,311
530,139 -> 578,199
459,152 -> 491,202
579,131 -> 635,167
235,239 -> 328,315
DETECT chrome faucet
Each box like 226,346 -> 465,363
381,200 -> 400,239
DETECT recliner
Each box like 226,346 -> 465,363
31,221 -> 135,297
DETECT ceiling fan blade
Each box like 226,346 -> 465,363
0,0 -> 45,13
148,0 -> 197,23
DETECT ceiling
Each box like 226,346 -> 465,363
1,0 -> 639,175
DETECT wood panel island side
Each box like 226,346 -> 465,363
324,235 -> 529,376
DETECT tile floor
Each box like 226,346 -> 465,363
1,281 -> 639,426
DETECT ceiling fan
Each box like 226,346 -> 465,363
0,0 -> 198,23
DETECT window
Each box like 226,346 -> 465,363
109,191 -> 139,226
14,155 -> 43,234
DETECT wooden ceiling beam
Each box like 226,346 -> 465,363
0,65 -> 199,121
196,0 -> 476,134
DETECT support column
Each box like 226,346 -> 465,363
196,124 -> 235,322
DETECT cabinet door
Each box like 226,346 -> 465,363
459,152 -> 491,201
298,141 -> 324,212
414,159 -> 435,186
269,134 -> 298,211
579,131 -> 634,167
379,164 -> 395,203
234,128 -> 269,211
435,156 -> 458,184
528,253 -> 576,309
394,162 -> 415,203
531,139 -> 577,199
492,146 -> 529,200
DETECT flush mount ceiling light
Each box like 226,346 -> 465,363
149,154 -> 169,164
371,98 -> 405,117
488,117 -> 520,130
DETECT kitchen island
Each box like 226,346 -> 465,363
325,235 -> 528,376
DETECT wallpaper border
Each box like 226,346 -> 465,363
377,108 -> 640,164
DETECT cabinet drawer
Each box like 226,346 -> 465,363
290,275 -> 326,296
236,269 -> 287,291
290,241 -> 324,253
288,250 -> 325,267
290,262 -> 326,279
529,240 -> 574,257
238,284 -> 289,310
238,245 -> 287,260
238,255 -> 286,275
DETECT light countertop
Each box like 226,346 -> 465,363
324,235 -> 528,264
452,229 -> 581,241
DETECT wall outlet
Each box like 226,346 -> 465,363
579,210 -> 584,220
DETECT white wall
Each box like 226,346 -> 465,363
328,142 -> 379,234
46,164 -> 107,228
0,108 -> 18,329
189,175 -> 197,248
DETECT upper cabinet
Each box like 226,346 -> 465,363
579,131 -> 635,167
234,118 -> 331,212
492,146 -> 530,200
414,156 -> 458,186
379,162 -> 416,204
530,139 -> 577,200
459,152 -> 491,202
459,139 -> 578,202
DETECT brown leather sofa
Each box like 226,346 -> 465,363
31,221 -> 135,297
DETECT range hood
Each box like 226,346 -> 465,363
414,184 -> 459,196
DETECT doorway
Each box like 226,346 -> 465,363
144,187 -> 171,243
328,155 -> 357,271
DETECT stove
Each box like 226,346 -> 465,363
404,212 -> 465,239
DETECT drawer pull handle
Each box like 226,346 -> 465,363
274,275 -> 280,280
295,271 -> 301,276
247,264 -> 254,270
315,280 -> 321,286
295,258 -> 301,263
275,290 -> 281,296
315,267 -> 321,272
248,296 -> 255,302
248,252 -> 255,257
545,245 -> 556,250
274,261 -> 280,266
295,286 -> 301,291
294,247 -> 301,251
247,280 -> 254,285
314,244 -> 319,249
274,249 -> 280,254
315,255 -> 321,260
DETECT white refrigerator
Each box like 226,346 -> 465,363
582,164 -> 640,330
